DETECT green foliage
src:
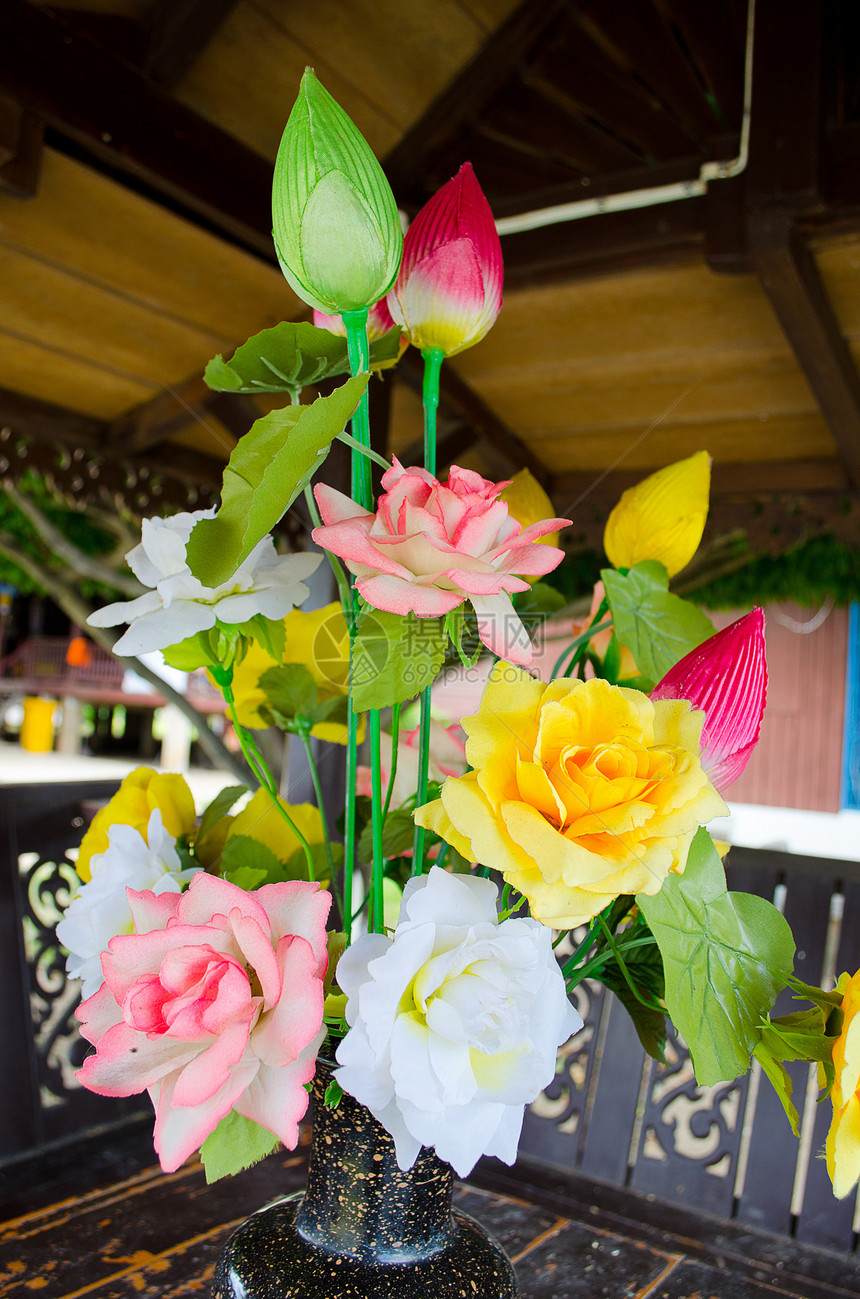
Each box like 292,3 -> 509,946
691,533 -> 860,609
219,835 -> 283,890
636,829 -> 796,1085
200,1110 -> 280,1183
598,932 -> 667,1063
0,470 -> 118,595
602,560 -> 714,687
256,664 -> 349,734
351,610 -> 446,710
205,320 -> 403,397
358,806 -> 415,865
186,374 -> 368,587
198,785 -> 248,843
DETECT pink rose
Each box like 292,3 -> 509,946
313,460 -> 569,664
76,873 -> 330,1173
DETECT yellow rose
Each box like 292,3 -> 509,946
76,767 -> 196,883
226,788 -> 325,864
229,602 -> 362,744
603,450 -> 710,577
415,663 -> 727,928
826,971 -> 860,1198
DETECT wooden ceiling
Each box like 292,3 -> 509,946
1,0 -> 859,554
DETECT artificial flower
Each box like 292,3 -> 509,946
355,721 -> 467,809
313,298 -> 397,340
500,468 -> 560,554
334,867 -> 581,1177
75,767 -> 196,883
387,162 -> 502,357
272,69 -> 402,315
415,663 -> 728,928
651,609 -> 767,790
313,460 -> 570,665
229,602 -> 360,744
88,510 -> 321,657
827,970 -> 860,1198
225,789 -> 326,868
57,810 -> 201,999
76,873 -> 330,1173
603,451 -> 711,577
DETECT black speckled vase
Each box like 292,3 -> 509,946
212,1059 -> 519,1298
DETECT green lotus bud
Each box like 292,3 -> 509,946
272,69 -> 402,315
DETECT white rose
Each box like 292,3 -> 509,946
57,810 -> 201,998
88,509 -> 321,655
334,866 -> 582,1178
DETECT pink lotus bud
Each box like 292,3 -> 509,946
651,609 -> 767,791
387,162 -> 503,357
313,297 -> 397,340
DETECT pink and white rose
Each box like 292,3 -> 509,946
335,867 -> 581,1178
76,873 -> 330,1173
313,460 -> 569,664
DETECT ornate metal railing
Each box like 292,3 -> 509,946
2,780 -> 857,1252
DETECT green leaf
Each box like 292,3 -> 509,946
352,610 -> 446,711
200,1110 -> 280,1183
205,322 -> 404,396
205,321 -> 352,394
239,614 -> 286,663
636,829 -> 796,1085
514,580 -> 566,626
324,1079 -> 344,1108
186,373 -> 369,587
599,935 -> 667,1063
358,807 -> 415,865
601,560 -> 714,685
259,664 -> 318,720
309,694 -> 349,728
198,784 -> 248,843
753,1038 -> 800,1136
161,631 -> 216,672
282,841 -> 343,884
220,835 -> 285,888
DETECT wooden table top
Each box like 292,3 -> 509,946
1,1129 -> 859,1299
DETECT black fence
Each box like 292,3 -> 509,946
1,780 -> 858,1252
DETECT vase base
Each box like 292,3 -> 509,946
212,1192 -> 519,1298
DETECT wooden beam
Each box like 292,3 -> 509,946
749,209 -> 860,488
384,0 -> 570,203
107,375 -> 256,458
0,92 -> 42,198
0,388 -> 103,450
397,350 -> 550,487
142,0 -> 241,89
746,0 -> 823,210
0,0 -> 274,258
552,457 -> 853,510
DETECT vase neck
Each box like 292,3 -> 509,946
295,1063 -> 455,1264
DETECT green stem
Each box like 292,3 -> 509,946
304,484 -> 353,622
296,724 -> 335,879
342,309 -> 372,511
381,701 -> 402,822
369,710 -> 385,932
411,686 -> 432,876
422,347 -> 443,475
410,348 -> 444,875
343,696 -> 359,934
550,615 -> 613,679
223,684 -> 316,882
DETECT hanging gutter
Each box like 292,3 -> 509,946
494,0 -> 755,239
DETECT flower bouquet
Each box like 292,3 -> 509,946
58,69 -> 856,1296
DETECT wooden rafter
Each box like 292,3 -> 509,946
107,375 -> 257,458
383,0 -> 570,203
750,210 -> 860,488
0,0 -> 273,257
142,0 -> 241,89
